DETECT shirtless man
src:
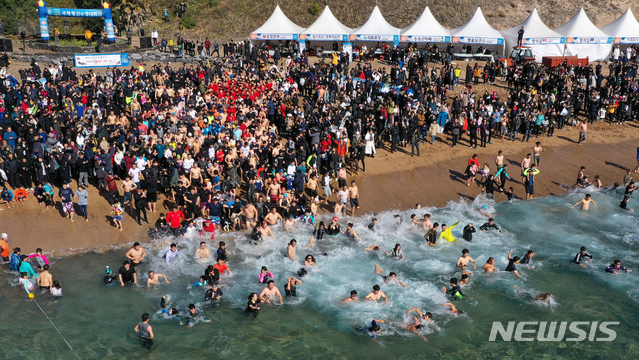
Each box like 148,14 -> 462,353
284,215 -> 298,232
264,207 -> 283,226
125,242 -> 147,266
456,249 -> 477,276
374,263 -> 408,288
195,242 -> 210,259
259,280 -> 283,304
421,214 -> 433,231
338,166 -> 348,188
482,257 -> 496,273
306,175 -> 319,200
258,221 -> 274,239
146,271 -> 170,287
575,166 -> 587,187
268,181 -> 281,203
243,203 -> 258,229
533,142 -> 544,166
402,309 -> 431,342
520,153 -> 532,183
348,181 -> 360,216
121,176 -> 137,211
341,290 -> 359,302
495,150 -> 505,170
333,201 -> 345,216
189,163 -> 203,187
286,239 -> 297,261
572,194 -> 596,211
364,284 -> 389,304
37,264 -> 53,289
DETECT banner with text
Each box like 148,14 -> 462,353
74,53 -> 129,68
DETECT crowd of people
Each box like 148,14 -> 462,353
1,39 -> 638,347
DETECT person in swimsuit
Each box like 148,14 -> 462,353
326,217 -> 341,236
364,245 -> 383,251
304,255 -> 316,267
341,290 -> 359,302
246,292 -> 261,315
482,257 -> 496,273
402,310 -> 430,341
342,223 -> 360,242
441,302 -> 466,315
385,243 -> 404,260
374,263 -> 408,288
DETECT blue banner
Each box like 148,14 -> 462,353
47,8 -> 103,18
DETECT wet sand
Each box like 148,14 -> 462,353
2,120 -> 637,256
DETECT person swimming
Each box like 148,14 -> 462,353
104,266 -> 116,286
442,277 -> 464,300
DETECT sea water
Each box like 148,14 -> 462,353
1,187 -> 639,360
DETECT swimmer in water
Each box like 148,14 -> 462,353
482,257 -> 496,273
283,215 -> 298,232
146,271 -> 170,287
410,214 -> 421,227
441,302 -> 466,315
605,259 -> 629,274
364,284 -> 389,303
246,292 -> 261,314
362,319 -> 385,341
374,263 -> 408,288
259,280 -> 283,304
341,290 -> 359,302
506,250 -> 522,278
364,245 -> 383,251
458,274 -> 470,284
442,277 -> 464,299
402,310 -> 431,342
572,194 -> 596,211
620,196 -> 634,211
286,239 -> 297,261
456,249 -> 477,276
342,223 -> 360,242
385,243 -> 405,260
573,246 -> 593,268
476,205 -> 497,218
194,242 -> 210,259
304,255 -> 316,267
439,220 -> 461,243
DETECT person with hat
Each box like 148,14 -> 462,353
0,233 -> 9,261
326,217 -> 341,236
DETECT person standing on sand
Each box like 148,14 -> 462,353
495,150 -> 504,170
572,194 -> 596,211
523,164 -> 539,200
348,181 -> 360,216
533,142 -> 544,166
111,202 -> 124,231
577,120 -> 588,145
75,185 -> 89,222
59,183 -> 75,222
520,154 -> 532,184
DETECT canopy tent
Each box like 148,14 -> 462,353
300,6 -> 352,42
554,8 -> 612,61
250,5 -> 303,41
601,8 -> 639,45
400,6 -> 451,43
349,6 -> 400,43
451,7 -> 505,55
501,8 -> 565,61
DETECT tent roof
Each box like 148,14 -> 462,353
554,8 -> 609,38
401,6 -> 451,37
251,5 -> 304,35
351,6 -> 400,35
302,6 -> 352,35
502,8 -> 562,39
451,7 -> 503,39
601,8 -> 639,38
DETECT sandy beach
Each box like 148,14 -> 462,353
1,118 -> 637,256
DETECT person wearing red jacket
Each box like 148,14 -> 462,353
166,206 -> 185,236
200,220 -> 216,241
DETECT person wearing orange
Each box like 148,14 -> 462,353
0,233 -> 9,261
15,186 -> 28,204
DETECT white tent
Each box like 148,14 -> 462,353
250,5 -> 304,41
601,8 -> 639,45
400,6 -> 451,43
349,6 -> 400,43
300,6 -> 352,42
554,8 -> 612,61
501,8 -> 565,61
451,7 -> 505,55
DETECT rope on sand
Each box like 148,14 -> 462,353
32,297 -> 82,360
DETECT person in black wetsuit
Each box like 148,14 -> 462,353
284,276 -> 303,297
326,217 -> 341,236
573,246 -> 593,268
463,223 -> 476,242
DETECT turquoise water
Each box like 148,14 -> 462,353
2,187 -> 639,360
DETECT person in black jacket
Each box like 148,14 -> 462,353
463,223 -> 476,242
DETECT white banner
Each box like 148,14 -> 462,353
74,53 -> 129,68
566,37 -> 612,44
453,36 -> 504,45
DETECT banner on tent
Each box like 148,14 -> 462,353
566,37 -> 612,44
613,37 -> 639,44
299,34 -> 348,41
524,37 -> 565,45
250,33 -> 299,41
74,53 -> 129,68
349,34 -> 399,42
452,37 -> 503,45
400,35 -> 451,43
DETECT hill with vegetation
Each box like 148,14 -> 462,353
2,0 -> 636,41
